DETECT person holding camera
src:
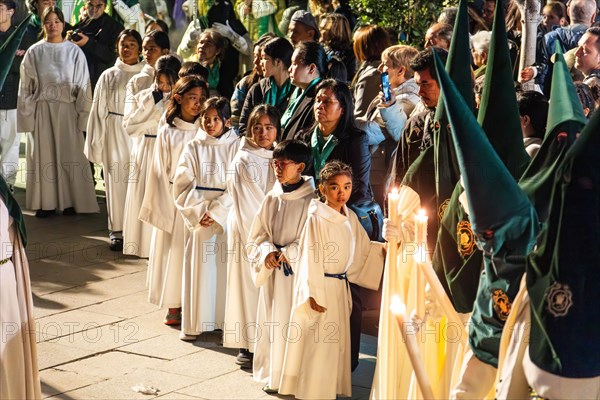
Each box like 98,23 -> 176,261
69,0 -> 124,91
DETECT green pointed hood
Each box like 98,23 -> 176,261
434,51 -> 533,237
0,14 -> 32,91
543,43 -> 587,138
518,44 -> 587,222
526,108 -> 600,378
476,0 -> 529,179
433,0 -> 472,204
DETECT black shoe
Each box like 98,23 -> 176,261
63,207 -> 76,216
35,209 -> 54,218
235,349 -> 253,369
109,238 -> 123,252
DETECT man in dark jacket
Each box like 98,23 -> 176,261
0,0 -> 23,189
70,0 -> 124,91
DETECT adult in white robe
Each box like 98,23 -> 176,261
122,87 -> 168,257
85,58 -> 146,242
17,40 -> 98,214
0,181 -> 41,399
223,137 -> 275,350
278,199 -> 384,400
248,177 -> 317,391
139,117 -> 200,307
173,128 -> 240,337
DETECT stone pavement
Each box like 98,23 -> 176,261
12,186 -> 378,399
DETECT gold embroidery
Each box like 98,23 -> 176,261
492,288 -> 511,321
438,199 -> 450,223
456,220 -> 474,257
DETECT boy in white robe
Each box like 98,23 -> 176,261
122,55 -> 181,257
125,30 -> 171,98
173,97 -> 239,340
223,104 -> 278,367
278,160 -> 384,400
247,140 -> 317,393
85,30 -> 146,251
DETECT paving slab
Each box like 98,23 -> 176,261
52,368 -> 199,399
58,351 -> 168,380
40,368 -> 106,399
155,347 -> 239,381
119,333 -> 206,360
81,290 -> 159,319
176,369 -> 271,399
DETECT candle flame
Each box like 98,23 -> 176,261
390,187 -> 399,197
390,295 -> 407,315
418,209 -> 426,217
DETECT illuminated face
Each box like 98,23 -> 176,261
482,1 -> 495,26
261,53 -> 281,78
175,86 -> 205,123
575,33 -> 600,76
542,8 -> 561,30
289,50 -> 314,88
314,88 -> 343,128
197,34 -> 220,65
142,37 -> 167,67
42,12 -> 63,40
202,107 -> 227,138
377,56 -> 405,88
253,46 -> 263,75
156,73 -> 174,94
85,0 -> 106,20
0,4 -> 15,25
414,68 -> 440,108
251,114 -> 277,149
271,158 -> 303,185
118,35 -> 140,65
288,21 -> 314,46
319,173 -> 352,211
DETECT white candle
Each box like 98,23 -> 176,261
414,210 -> 428,318
390,295 -> 435,399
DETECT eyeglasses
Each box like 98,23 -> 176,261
270,160 -> 297,169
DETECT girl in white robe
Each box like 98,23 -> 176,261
85,30 -> 146,251
17,7 -> 98,217
278,160 -> 384,400
139,76 -> 208,325
173,97 -> 240,340
0,177 -> 41,400
223,105 -> 278,365
122,55 -> 182,257
247,140 -> 317,393
126,30 -> 171,98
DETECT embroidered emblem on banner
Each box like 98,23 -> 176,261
438,199 -> 450,223
457,220 -> 474,257
492,288 -> 511,321
546,282 -> 573,317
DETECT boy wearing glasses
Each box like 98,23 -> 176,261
247,139 -> 316,393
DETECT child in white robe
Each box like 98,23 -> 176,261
279,160 -> 384,400
122,55 -> 182,257
85,29 -> 146,251
247,140 -> 317,393
173,97 -> 240,340
223,104 -> 278,368
139,76 -> 208,325
126,30 -> 171,98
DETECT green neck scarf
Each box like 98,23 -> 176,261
311,127 -> 338,178
281,77 -> 321,129
264,77 -> 291,107
207,60 -> 220,90
31,13 -> 41,30
0,177 -> 26,247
